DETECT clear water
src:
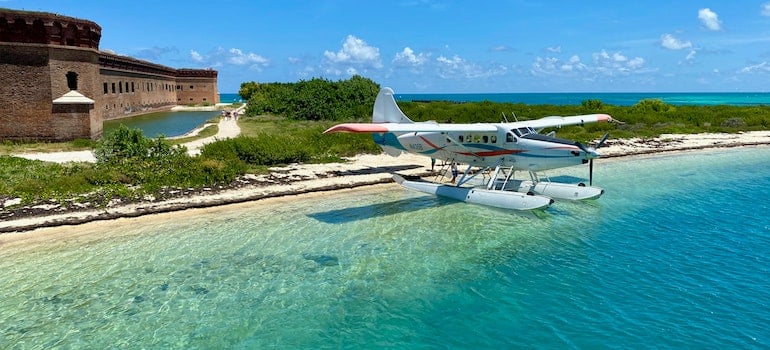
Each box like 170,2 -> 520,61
2,147 -> 769,349
102,111 -> 219,138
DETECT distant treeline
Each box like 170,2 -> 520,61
239,75 -> 380,121
239,77 -> 769,140
395,98 -> 770,140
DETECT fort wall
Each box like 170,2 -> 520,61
0,8 -> 219,141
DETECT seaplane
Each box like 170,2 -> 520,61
324,87 -> 618,211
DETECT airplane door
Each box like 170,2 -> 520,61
505,131 -> 517,143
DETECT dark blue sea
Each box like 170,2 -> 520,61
396,92 -> 770,106
2,147 -> 769,348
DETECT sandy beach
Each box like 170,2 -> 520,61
3,118 -> 770,233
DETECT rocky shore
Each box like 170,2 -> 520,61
2,131 -> 770,233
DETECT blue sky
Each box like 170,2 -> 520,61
7,1 -> 770,93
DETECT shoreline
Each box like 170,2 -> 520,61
2,131 -> 770,233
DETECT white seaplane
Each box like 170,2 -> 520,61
324,87 -> 617,211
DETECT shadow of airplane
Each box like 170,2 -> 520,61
307,195 -> 455,224
331,164 -> 426,176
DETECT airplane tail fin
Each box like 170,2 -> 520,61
373,87 -> 413,123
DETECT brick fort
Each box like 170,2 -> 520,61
0,8 -> 219,141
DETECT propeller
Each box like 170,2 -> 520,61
577,133 -> 610,186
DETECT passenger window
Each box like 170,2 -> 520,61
483,135 -> 488,143
491,135 -> 497,143
458,135 -> 464,142
474,135 -> 480,143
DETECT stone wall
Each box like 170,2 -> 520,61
97,53 -> 179,120
0,9 -> 101,49
0,43 -> 54,140
177,69 -> 219,105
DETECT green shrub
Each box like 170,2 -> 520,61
94,124 -> 151,164
582,99 -> 604,110
721,118 -> 746,128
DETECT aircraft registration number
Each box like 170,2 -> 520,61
408,143 -> 424,151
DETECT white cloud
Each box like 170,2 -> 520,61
435,55 -> 506,79
627,57 -> 645,69
436,55 -> 464,69
490,45 -> 512,52
685,50 -> 696,61
392,47 -> 429,67
546,46 -> 561,53
323,35 -> 382,69
698,8 -> 722,31
559,55 -> 586,72
592,49 -> 646,75
741,61 -> 770,73
660,33 -> 693,50
531,56 -> 559,75
227,48 -> 269,66
532,50 -> 648,77
187,47 -> 269,71
762,2 -> 770,17
190,50 -> 203,63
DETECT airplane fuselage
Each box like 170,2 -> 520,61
373,124 -> 597,172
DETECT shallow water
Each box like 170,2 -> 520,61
2,147 -> 769,349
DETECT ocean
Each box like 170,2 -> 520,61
1,147 -> 769,348
224,91 -> 770,106
219,93 -> 244,103
396,92 -> 770,106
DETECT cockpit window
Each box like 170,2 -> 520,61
512,127 -> 537,137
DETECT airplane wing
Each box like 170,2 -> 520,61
513,114 -> 614,130
324,114 -> 615,134
324,122 -> 498,134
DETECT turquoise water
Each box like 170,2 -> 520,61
220,93 -> 244,103
103,111 -> 219,138
397,92 -> 770,106
2,147 -> 769,348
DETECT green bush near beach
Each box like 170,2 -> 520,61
0,125 -> 247,205
0,120 -> 379,206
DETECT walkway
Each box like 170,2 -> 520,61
13,105 -> 244,163
184,105 -> 243,156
